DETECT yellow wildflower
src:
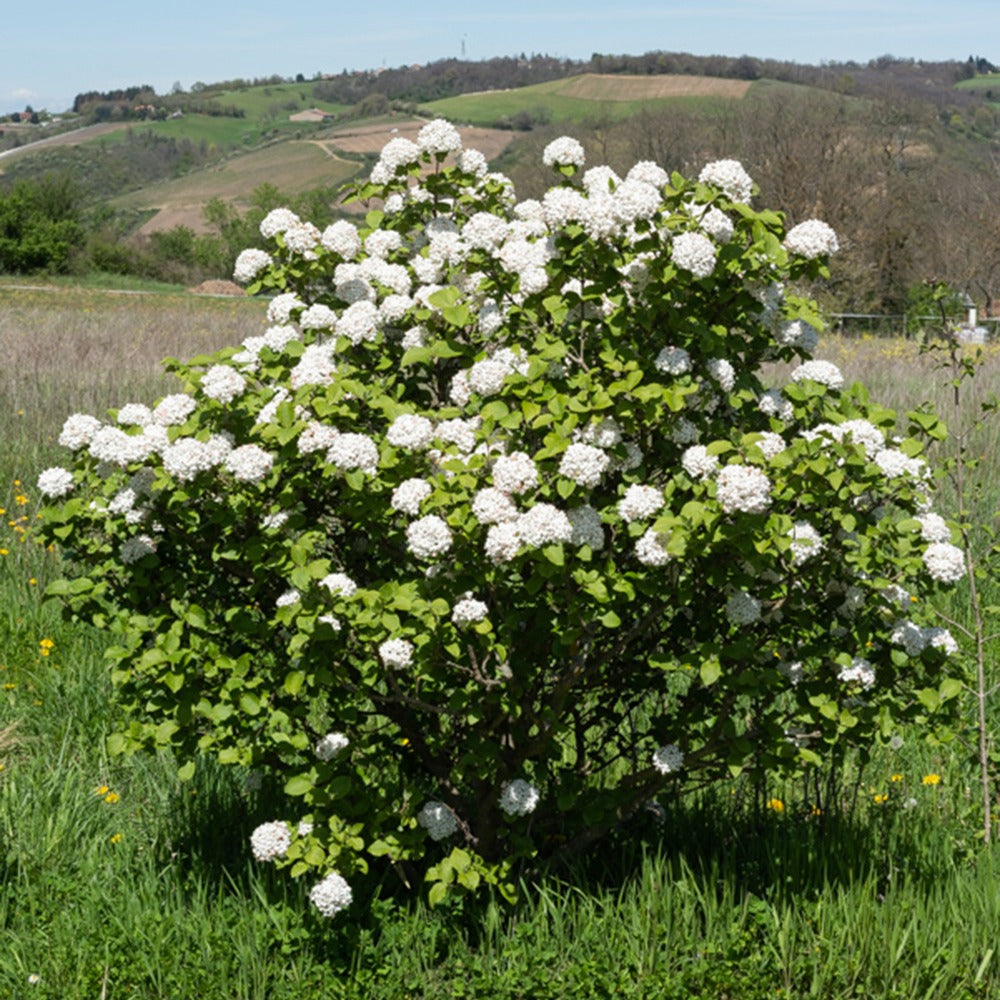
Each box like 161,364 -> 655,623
873,793 -> 888,804
922,773 -> 941,786
891,773 -> 903,783
104,791 -> 120,804
110,833 -> 122,844
766,798 -> 784,813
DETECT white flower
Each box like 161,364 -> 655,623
290,344 -> 337,389
58,412 -> 102,449
418,800 -> 459,840
298,421 -> 339,456
698,206 -> 734,242
250,821 -> 291,862
698,159 -> 753,202
385,415 -> 434,451
485,521 -> 522,563
715,465 -> 771,514
162,437 -> 222,481
784,219 -> 839,259
499,778 -> 540,817
681,445 -> 718,481
472,487 -> 519,525
652,744 -> 684,774
874,448 -> 927,480
543,136 -> 585,168
753,432 -> 786,460
654,346 -> 691,376
309,872 -> 352,917
788,522 -> 824,565
618,484 -> 664,522
492,452 -> 538,495
418,119 -> 462,155
266,293 -> 303,324
706,358 -> 735,392
558,443 -> 609,488
233,248 -> 272,283
924,627 -> 958,656
379,638 -> 414,669
260,208 -> 300,238
152,394 -> 196,427
406,515 -> 452,560
336,300 -> 379,345
916,512 -> 951,544
299,303 -> 338,331
201,365 -> 246,404
923,542 -> 965,583
468,358 -> 511,397
452,596 -> 489,627
758,389 -> 793,422
777,319 -> 819,354
321,220 -> 362,257
790,360 -> 844,390
321,573 -> 357,598
120,534 -> 157,564
779,661 -> 804,684
839,657 -> 876,690
37,466 -> 74,498
891,619 -> 927,657
116,403 -> 152,427
391,478 -> 432,515
567,505 -> 605,550
635,529 -> 670,566
672,232 -> 717,278
725,591 -> 761,626
276,589 -> 300,608
284,220 -> 321,255
516,504 -> 573,548
224,445 -> 273,483
314,732 -> 349,761
327,433 -> 379,475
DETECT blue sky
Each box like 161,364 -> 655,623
2,1 -> 995,113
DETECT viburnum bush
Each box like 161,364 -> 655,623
40,121 -> 966,915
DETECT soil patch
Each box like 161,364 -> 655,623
189,279 -> 245,296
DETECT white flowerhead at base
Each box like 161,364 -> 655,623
379,638 -> 414,669
838,657 -> 876,690
418,800 -> 460,840
715,464 -> 772,514
314,732 -> 349,761
309,872 -> 353,917
37,466 -> 74,498
250,821 -> 291,862
652,744 -> 684,775
499,778 -> 540,817
922,542 -> 965,583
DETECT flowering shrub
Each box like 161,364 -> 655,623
40,121 -> 964,913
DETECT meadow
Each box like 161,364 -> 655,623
1,287 -> 999,998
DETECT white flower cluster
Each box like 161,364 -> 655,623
916,512 -> 951,544
498,778 -> 540,817
790,360 -> 844,390
788,522 -> 824,565
681,445 -> 718,481
698,159 -> 753,202
725,590 -> 761,626
543,136 -> 585,168
672,232 -> 717,278
224,444 -> 273,483
715,465 -> 771,514
315,731 -> 350,761
59,413 -> 102,449
922,542 -> 965,583
379,638 -> 414,669
120,534 -> 157,564
652,744 -> 684,775
250,821 -> 291,862
838,657 -> 876,690
492,452 -> 538,494
618,484 -> 664,522
568,505 -> 605,550
233,248 -> 272,284
37,466 -> 74,498
418,119 -> 462,155
635,529 -> 670,566
406,514 -> 452,560
387,414 -> 435,450
890,620 -> 957,657
874,448 -> 927,481
309,872 -> 352,917
328,433 -> 379,476
558,442 -> 609,488
391,478 -> 432,515
452,596 -> 489,627
321,572 -> 357,597
201,365 -> 246,404
784,219 -> 839,259
654,346 -> 691,376
417,800 -> 459,840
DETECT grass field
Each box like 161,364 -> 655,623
1,288 -> 999,997
420,73 -> 746,126
109,141 -> 364,233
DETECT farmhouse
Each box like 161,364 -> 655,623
289,108 -> 334,123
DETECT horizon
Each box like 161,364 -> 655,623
2,0 -> 996,116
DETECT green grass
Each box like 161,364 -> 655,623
955,74 -> 1000,91
201,81 -> 350,120
420,74 -> 744,127
2,296 -> 999,997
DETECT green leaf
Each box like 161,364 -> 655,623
177,760 -> 196,783
700,658 -> 722,687
285,774 -> 314,797
239,692 -> 262,715
428,881 -> 448,907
